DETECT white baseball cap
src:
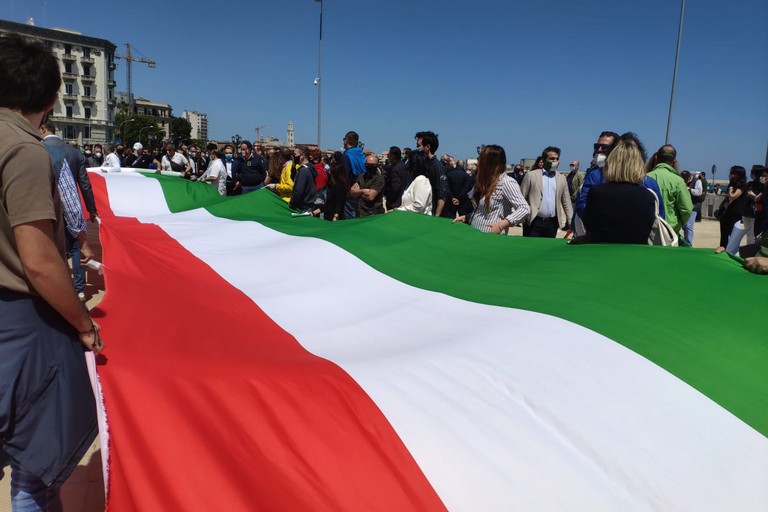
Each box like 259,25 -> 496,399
133,142 -> 143,151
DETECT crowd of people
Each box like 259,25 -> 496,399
88,125 -> 768,273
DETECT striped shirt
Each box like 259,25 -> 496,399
470,175 -> 530,233
58,159 -> 86,237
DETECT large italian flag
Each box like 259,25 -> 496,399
88,171 -> 767,511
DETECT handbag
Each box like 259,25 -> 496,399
714,198 -> 729,220
647,189 -> 679,247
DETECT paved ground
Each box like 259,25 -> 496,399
0,216 -> 726,511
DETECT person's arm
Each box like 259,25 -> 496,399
75,154 -> 98,219
690,179 -> 703,197
360,181 -> 381,202
503,178 -> 530,227
289,169 -> 308,209
677,181 -> 693,226
575,170 -> 596,218
14,220 -> 103,352
744,256 -> 768,274
561,177 -> 574,227
728,186 -> 743,202
275,165 -> 295,196
58,161 -> 88,243
435,169 -> 449,216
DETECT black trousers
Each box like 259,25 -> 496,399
523,217 -> 559,238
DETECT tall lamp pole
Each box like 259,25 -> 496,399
315,0 -> 323,149
665,0 -> 685,144
118,118 -> 135,143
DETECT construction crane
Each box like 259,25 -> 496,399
115,44 -> 156,111
254,125 -> 266,142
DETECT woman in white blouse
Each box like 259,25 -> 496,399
454,144 -> 529,234
391,150 -> 433,215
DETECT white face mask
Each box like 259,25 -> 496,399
761,176 -> 766,184
595,153 -> 607,168
94,152 -> 102,158
547,160 -> 559,172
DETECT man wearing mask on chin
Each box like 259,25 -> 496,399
520,146 -> 573,238
575,131 -> 665,227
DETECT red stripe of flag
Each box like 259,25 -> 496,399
89,174 -> 446,511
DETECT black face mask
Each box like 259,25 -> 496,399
117,149 -> 124,156
365,164 -> 378,173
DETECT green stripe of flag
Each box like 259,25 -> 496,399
145,173 -> 768,437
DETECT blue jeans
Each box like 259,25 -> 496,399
9,461 -> 63,512
241,183 -> 265,194
344,198 -> 358,219
683,210 -> 697,246
65,234 -> 84,294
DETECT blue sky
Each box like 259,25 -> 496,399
4,0 -> 767,177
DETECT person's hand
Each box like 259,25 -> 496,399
233,181 -> 241,191
79,238 -> 94,264
744,256 -> 768,274
89,212 -> 100,223
488,223 -> 504,234
78,321 -> 105,353
452,215 -> 466,224
265,183 -> 276,190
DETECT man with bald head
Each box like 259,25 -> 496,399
351,154 -> 385,216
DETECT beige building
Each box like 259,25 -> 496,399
0,18 -> 118,145
183,110 -> 208,141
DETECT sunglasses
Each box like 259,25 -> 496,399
593,143 -> 613,153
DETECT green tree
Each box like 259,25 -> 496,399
170,117 -> 192,146
122,116 -> 165,150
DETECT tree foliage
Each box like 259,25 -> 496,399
170,117 -> 193,146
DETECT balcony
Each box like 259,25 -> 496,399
81,74 -> 96,82
81,57 -> 95,64
108,62 -> 116,70
62,72 -> 78,80
107,80 -> 116,87
62,93 -> 77,101
60,53 -> 76,61
81,96 -> 97,103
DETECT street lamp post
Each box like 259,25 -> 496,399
138,125 -> 154,147
315,0 -> 323,149
118,118 -> 135,143
665,0 -> 685,144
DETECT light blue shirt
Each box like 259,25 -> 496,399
539,170 -> 557,218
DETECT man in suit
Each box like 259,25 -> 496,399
520,146 -> 573,238
40,122 -> 97,300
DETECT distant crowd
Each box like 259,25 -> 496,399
79,127 -> 768,274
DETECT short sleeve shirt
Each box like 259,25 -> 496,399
0,108 -> 66,295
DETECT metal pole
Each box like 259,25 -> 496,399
317,0 -> 323,149
665,0 -> 685,144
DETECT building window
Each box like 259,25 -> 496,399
65,125 -> 75,139
64,44 -> 72,55
84,126 -> 91,139
84,107 -> 91,119
82,64 -> 91,77
65,83 -> 73,95
64,62 -> 72,74
66,106 -> 73,118
83,47 -> 90,58
84,85 -> 91,97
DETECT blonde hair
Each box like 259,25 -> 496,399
604,141 -> 646,184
